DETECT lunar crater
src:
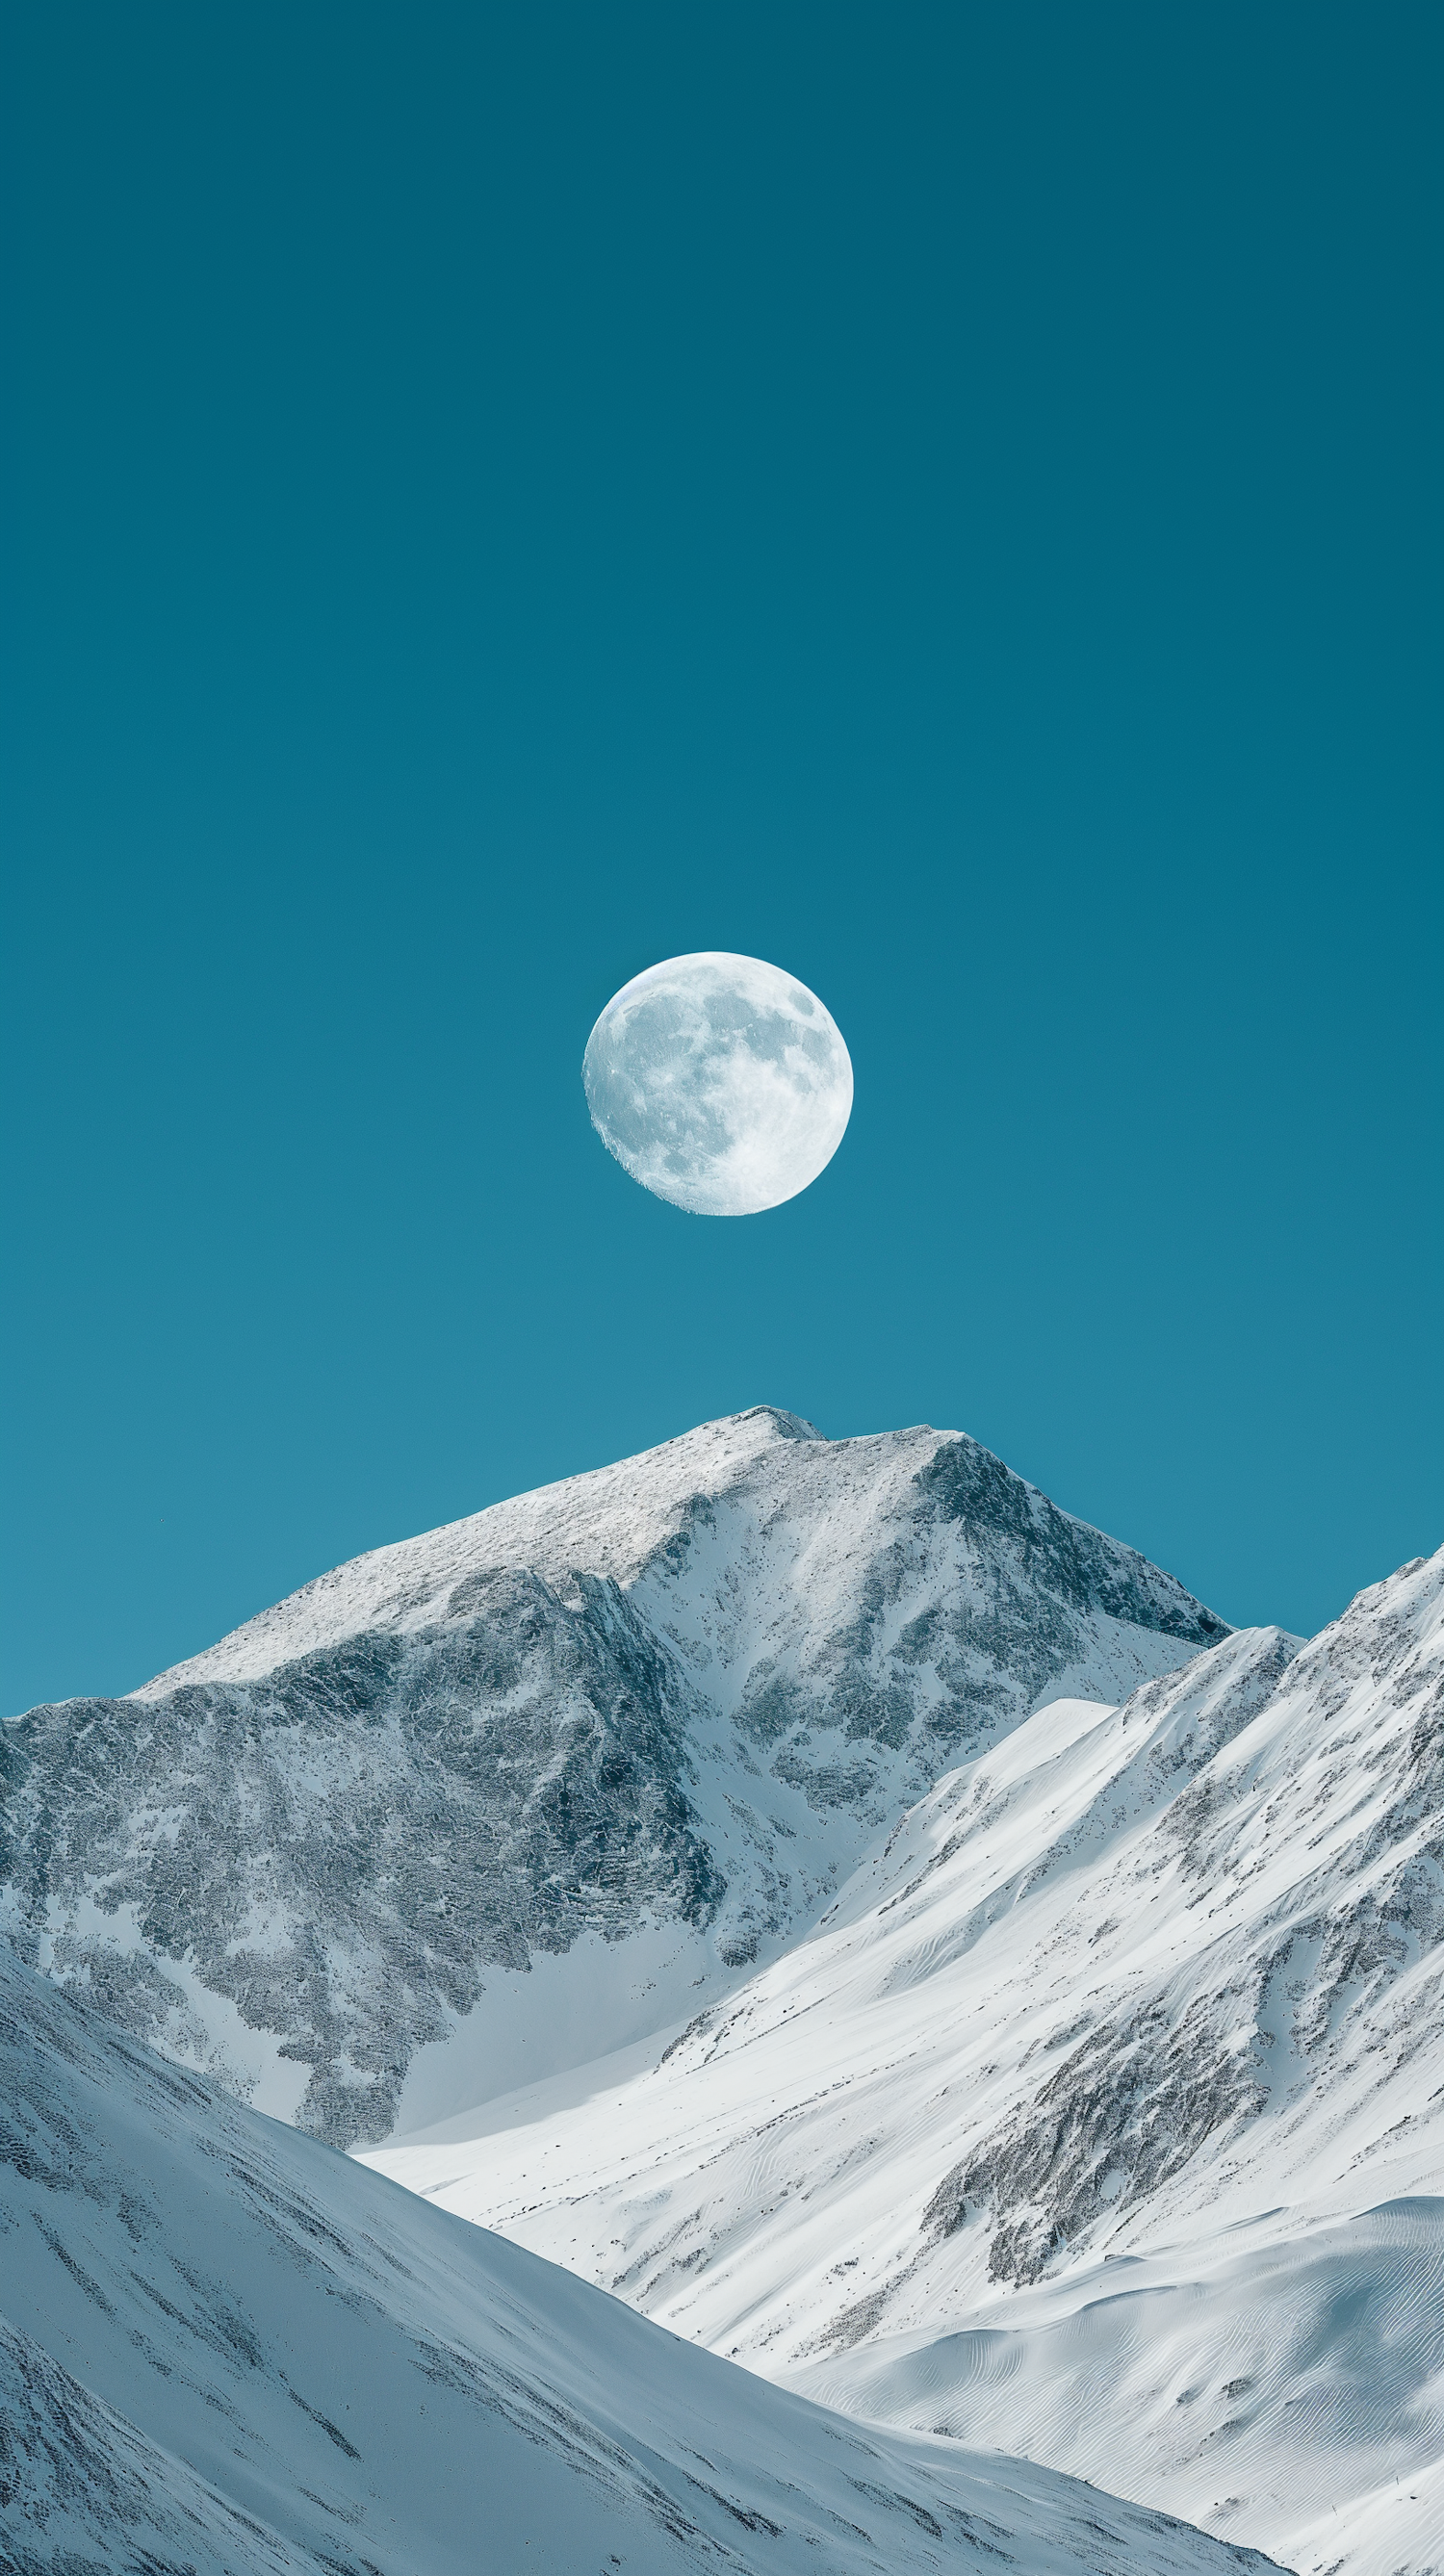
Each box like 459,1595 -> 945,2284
582,950 -> 853,1216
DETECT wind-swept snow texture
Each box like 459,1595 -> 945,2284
0,1946 -> 1278,2576
0,1408 -> 1225,2149
368,1549 -> 1444,2576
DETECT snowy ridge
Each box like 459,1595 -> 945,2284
0,1943 -> 1277,2576
132,1406 -> 1219,1698
366,1547 -> 1444,2574
0,1408 -> 1225,2147
131,1409 -> 832,1696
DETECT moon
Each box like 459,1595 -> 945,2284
582,952 -> 853,1216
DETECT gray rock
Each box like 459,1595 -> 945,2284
1,1408 -> 1225,2148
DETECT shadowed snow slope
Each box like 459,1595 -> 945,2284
0,1408 -> 1224,2148
0,1946 -> 1278,2576
365,1548 -> 1444,2576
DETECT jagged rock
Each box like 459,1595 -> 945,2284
0,1407 -> 1223,2147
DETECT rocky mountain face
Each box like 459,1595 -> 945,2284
1,1944 -> 1278,2576
0,1408 -> 1225,2150
370,1545 -> 1444,2575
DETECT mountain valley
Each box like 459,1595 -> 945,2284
4,1410 -> 1440,2573
2,1936 -> 1276,2576
365,1535 -> 1444,2575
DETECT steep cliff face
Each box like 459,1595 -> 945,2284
0,1407 -> 1224,2147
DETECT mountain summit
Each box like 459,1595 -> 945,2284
1,1408 -> 1225,2148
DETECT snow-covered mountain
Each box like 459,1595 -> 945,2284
366,1546 -> 1444,2576
0,1941 -> 1278,2576
0,1407 -> 1225,2148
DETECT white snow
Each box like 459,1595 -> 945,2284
16,1404 -> 1437,2570
134,1406 -> 1209,1726
389,1919 -> 735,2135
133,1409 -> 835,1694
35,1404 -> 1225,2138
364,1548 -> 1444,2575
0,1940 -> 1271,2576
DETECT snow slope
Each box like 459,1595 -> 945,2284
0,1943 -> 1277,2576
365,1548 -> 1444,2574
0,1407 -> 1224,2147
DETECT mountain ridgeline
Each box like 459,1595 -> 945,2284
0,1937 -> 1279,2576
0,1409 -> 1225,2148
367,1543 -> 1444,2575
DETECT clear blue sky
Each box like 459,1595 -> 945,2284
3,3 -> 1440,1713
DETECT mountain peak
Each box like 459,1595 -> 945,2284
4,1412 -> 1226,2149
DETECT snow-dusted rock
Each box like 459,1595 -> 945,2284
0,1944 -> 1277,2576
0,1407 -> 1223,2147
369,1548 -> 1444,2573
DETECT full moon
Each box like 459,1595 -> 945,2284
582,952 -> 853,1216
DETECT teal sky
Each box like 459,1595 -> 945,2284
3,3 -> 1440,1713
